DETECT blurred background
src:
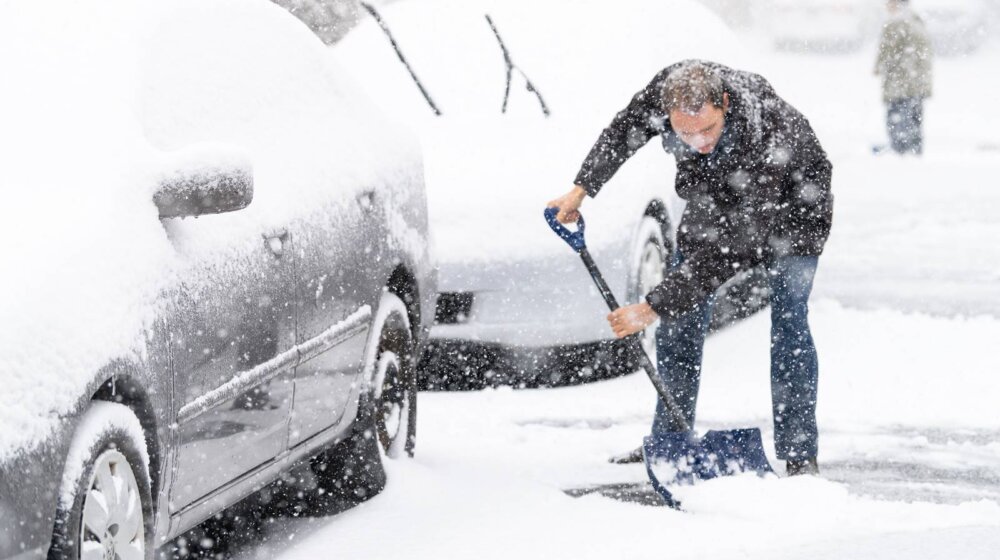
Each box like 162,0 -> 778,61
276,0 -> 998,56
701,0 -> 997,55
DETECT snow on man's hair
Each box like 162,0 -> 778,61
661,62 -> 725,114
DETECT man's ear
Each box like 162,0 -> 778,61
722,91 -> 731,112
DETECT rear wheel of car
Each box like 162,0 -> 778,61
370,292 -> 417,458
50,401 -> 152,560
310,292 -> 416,507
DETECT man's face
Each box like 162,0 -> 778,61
670,94 -> 729,154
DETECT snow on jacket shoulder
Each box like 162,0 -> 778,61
573,60 -> 833,318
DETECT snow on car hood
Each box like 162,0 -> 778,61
334,0 -> 745,264
0,0 -> 419,462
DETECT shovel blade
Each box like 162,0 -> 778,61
642,428 -> 773,505
700,428 -> 774,478
642,431 -> 705,487
641,431 -> 698,508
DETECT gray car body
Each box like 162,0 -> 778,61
0,176 -> 435,560
0,174 -> 435,559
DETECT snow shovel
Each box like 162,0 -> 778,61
543,207 -> 773,508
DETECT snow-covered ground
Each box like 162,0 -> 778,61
203,21 -> 1000,560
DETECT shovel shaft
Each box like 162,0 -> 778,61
578,248 -> 619,309
578,248 -> 691,432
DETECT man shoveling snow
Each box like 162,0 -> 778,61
547,60 -> 834,476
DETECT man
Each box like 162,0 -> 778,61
547,60 -> 833,476
875,0 -> 932,155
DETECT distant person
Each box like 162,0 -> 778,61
875,0 -> 933,155
547,60 -> 833,476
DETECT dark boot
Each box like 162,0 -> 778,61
786,457 -> 819,476
608,445 -> 644,464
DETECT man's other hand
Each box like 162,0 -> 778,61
607,302 -> 659,338
546,185 -> 588,223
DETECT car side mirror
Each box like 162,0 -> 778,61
154,163 -> 254,219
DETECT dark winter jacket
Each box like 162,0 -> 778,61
574,60 -> 833,319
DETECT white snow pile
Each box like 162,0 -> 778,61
0,0 -> 418,462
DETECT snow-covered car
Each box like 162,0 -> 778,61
755,0 -> 882,52
0,0 -> 434,557
270,0 -> 361,44
334,0 -> 763,389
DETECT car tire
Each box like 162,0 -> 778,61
628,216 -> 670,358
310,291 -> 416,507
49,401 -> 153,560
369,292 -> 418,459
709,265 -> 770,332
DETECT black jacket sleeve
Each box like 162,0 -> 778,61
643,243 -> 743,319
642,157 -> 753,319
573,65 -> 679,196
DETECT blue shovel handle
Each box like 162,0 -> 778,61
543,207 -> 586,253
543,204 -> 691,433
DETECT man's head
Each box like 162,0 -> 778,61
662,62 -> 730,154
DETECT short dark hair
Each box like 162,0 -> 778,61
661,62 -> 725,114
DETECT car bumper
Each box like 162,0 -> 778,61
419,337 -> 637,390
430,244 -> 633,346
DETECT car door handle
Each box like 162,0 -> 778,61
262,229 -> 289,257
356,189 -> 376,211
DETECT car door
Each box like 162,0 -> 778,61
287,194 -> 375,448
166,221 -> 297,510
136,0 -> 388,458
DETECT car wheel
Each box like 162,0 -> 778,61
629,216 -> 669,357
50,401 -> 152,560
710,265 -> 770,332
310,292 -> 416,507
369,292 -> 417,459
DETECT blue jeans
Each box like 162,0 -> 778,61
887,97 -> 923,155
650,255 -> 820,460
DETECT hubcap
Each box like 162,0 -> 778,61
80,449 -> 144,560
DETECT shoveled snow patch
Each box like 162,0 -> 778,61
253,450 -> 1000,560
